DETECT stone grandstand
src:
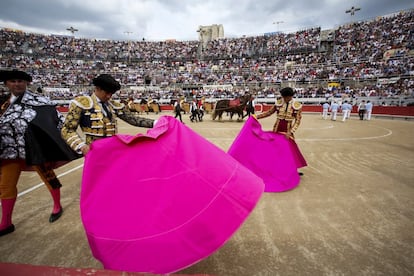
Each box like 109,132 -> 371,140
0,8 -> 413,107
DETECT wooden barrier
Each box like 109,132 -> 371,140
181,103 -> 190,113
203,103 -> 214,114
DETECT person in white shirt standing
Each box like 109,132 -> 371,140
341,100 -> 352,122
365,100 -> 373,120
329,101 -> 339,121
322,102 -> 330,120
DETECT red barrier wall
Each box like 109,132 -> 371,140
0,262 -> 209,276
57,105 -> 414,117
258,104 -> 414,117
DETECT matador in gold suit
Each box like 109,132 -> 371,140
256,88 -> 302,138
61,74 -> 155,156
256,87 -> 307,173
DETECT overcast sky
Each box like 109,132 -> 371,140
0,0 -> 413,41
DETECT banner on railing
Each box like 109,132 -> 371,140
202,84 -> 233,91
377,77 -> 400,85
129,86 -> 161,91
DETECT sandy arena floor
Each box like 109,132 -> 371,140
0,111 -> 413,276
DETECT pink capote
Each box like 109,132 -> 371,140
80,116 -> 264,274
228,117 -> 307,192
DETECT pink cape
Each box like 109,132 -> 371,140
228,117 -> 307,192
80,116 -> 264,274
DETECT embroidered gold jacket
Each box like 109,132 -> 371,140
256,98 -> 302,136
61,94 -> 154,152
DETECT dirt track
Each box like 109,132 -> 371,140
1,111 -> 413,275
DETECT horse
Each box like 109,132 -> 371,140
139,98 -> 160,114
203,102 -> 214,114
128,103 -> 143,114
211,94 -> 250,121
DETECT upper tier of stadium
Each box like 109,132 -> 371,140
0,8 -> 413,106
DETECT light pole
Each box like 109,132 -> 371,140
124,31 -> 133,63
66,26 -> 78,49
272,21 -> 284,33
345,6 -> 361,16
66,26 -> 78,36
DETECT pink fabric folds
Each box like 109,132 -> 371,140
80,115 -> 264,274
228,117 -> 306,192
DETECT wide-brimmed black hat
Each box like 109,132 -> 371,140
280,87 -> 295,97
0,69 -> 32,82
92,74 -> 121,93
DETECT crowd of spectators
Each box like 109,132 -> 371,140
0,8 -> 413,104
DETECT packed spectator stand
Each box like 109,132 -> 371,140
1,8 -> 413,108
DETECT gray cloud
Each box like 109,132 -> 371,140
0,0 -> 413,41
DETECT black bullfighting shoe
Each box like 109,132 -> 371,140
49,207 -> 63,223
0,224 -> 15,237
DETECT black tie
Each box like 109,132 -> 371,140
102,102 -> 112,120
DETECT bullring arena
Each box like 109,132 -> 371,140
1,7 -> 414,275
0,109 -> 413,275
